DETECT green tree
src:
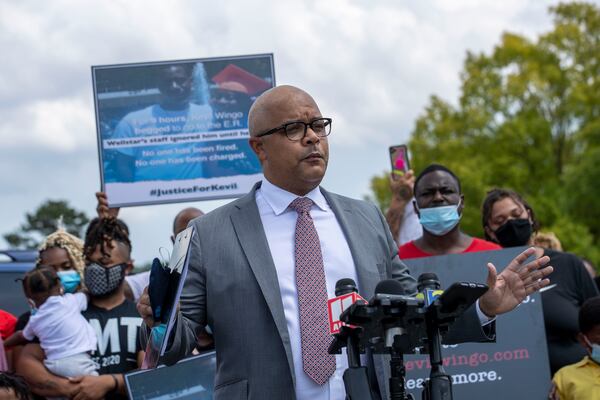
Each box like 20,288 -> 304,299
368,2 -> 600,266
4,200 -> 90,249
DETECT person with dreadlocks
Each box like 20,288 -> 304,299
16,218 -> 144,400
4,267 -> 98,378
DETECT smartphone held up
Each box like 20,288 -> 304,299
389,144 -> 410,177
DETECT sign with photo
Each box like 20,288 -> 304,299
92,54 -> 275,206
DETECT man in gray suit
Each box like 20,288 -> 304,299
138,85 -> 553,400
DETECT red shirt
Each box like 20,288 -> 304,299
0,309 -> 17,339
399,238 -> 501,260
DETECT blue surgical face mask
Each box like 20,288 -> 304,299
27,298 -> 38,316
417,200 -> 462,236
584,335 -> 600,364
57,270 -> 81,293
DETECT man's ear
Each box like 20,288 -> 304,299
249,137 -> 266,163
458,194 -> 465,214
412,199 -> 420,217
124,260 -> 134,276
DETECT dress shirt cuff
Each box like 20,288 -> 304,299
476,299 -> 496,326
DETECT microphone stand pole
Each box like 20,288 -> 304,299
331,326 -> 376,400
422,309 -> 453,400
389,335 -> 414,400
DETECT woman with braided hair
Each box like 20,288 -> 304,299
37,228 -> 86,293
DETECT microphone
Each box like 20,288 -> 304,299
374,279 -> 405,296
417,272 -> 444,307
329,279 -> 377,400
372,279 -> 409,348
336,278 -> 357,296
418,273 -> 456,399
327,278 -> 365,335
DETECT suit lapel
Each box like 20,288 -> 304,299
321,188 -> 383,297
323,189 -> 391,398
229,184 -> 296,385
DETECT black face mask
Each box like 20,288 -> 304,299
494,218 -> 532,248
84,262 -> 126,297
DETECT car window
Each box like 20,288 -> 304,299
0,270 -> 29,316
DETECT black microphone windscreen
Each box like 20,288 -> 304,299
417,272 -> 441,292
374,279 -> 405,295
335,278 -> 357,296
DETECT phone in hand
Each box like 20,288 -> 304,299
389,145 -> 410,177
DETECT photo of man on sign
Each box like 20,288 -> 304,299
93,54 -> 275,207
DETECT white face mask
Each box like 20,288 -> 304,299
583,335 -> 600,364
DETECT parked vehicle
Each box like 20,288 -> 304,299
0,249 -> 37,316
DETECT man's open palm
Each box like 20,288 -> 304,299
479,247 -> 553,317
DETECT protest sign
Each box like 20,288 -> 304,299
403,247 -> 551,399
92,54 -> 275,206
126,352 -> 216,399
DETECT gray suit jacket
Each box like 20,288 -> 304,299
163,183 -> 491,399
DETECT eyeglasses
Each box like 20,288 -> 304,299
256,118 -> 332,141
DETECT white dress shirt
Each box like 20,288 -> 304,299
255,178 -> 358,400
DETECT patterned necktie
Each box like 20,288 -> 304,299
289,197 -> 336,385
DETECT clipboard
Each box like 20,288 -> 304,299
142,226 -> 195,369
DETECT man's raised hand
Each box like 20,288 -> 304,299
479,247 -> 553,317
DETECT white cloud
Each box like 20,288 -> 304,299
0,97 -> 95,151
0,0 -> 588,263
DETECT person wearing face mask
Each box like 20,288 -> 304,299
4,267 -> 98,378
95,191 -> 205,302
95,190 -> 214,353
482,188 -> 599,374
551,296 -> 600,400
10,229 -> 87,376
16,218 -> 144,400
37,229 -> 86,294
398,164 -> 501,259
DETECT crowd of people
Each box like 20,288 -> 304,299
0,194 -> 210,399
0,84 -> 597,400
386,162 -> 600,398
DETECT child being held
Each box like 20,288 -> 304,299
5,267 -> 97,378
551,296 -> 600,399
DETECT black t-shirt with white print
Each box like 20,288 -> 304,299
16,298 -> 142,399
83,299 -> 143,375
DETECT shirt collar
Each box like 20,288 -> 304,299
579,356 -> 600,369
259,178 -> 328,216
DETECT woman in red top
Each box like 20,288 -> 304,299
398,164 -> 500,259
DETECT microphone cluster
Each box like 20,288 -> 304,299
327,274 -> 488,400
